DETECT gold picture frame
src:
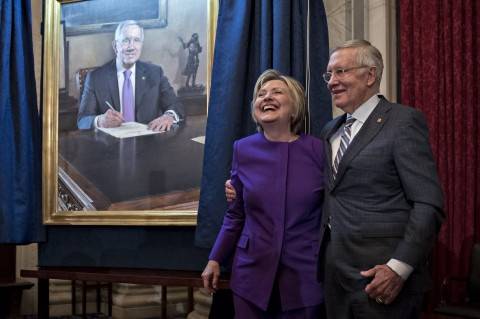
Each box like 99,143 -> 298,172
42,0 -> 218,225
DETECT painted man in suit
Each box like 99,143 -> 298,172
77,20 -> 184,130
318,39 -> 444,318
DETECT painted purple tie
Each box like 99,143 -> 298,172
122,70 -> 134,122
333,115 -> 356,179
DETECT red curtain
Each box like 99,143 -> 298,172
399,0 -> 480,306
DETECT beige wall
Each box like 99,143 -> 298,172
323,0 -> 397,117
32,0 -> 42,106
16,244 -> 38,315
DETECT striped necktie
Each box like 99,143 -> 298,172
333,115 -> 356,178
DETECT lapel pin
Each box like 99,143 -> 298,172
377,117 -> 382,123
142,76 -> 146,80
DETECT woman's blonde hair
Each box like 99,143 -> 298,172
251,69 -> 306,134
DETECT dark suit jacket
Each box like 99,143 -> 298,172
318,97 -> 444,294
77,60 -> 184,129
210,133 -> 325,311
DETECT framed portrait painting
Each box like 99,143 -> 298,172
42,0 -> 218,225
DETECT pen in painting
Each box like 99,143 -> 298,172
105,101 -> 115,111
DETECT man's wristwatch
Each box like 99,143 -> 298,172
163,111 -> 178,123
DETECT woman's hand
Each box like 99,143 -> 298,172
201,260 -> 221,294
225,180 -> 237,202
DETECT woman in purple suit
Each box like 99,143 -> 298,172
202,69 -> 325,318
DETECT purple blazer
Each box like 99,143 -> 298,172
209,133 -> 325,311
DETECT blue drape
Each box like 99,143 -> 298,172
0,0 -> 45,243
195,0 -> 330,247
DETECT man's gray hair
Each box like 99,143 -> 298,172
331,39 -> 384,85
114,20 -> 144,42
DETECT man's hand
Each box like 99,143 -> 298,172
360,264 -> 405,305
201,260 -> 221,294
225,179 -> 236,202
148,114 -> 175,132
98,109 -> 123,128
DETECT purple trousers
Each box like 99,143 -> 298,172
233,292 -> 324,319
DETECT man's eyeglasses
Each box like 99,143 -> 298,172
322,65 -> 374,83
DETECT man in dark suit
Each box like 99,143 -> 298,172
318,39 -> 444,318
77,20 -> 184,130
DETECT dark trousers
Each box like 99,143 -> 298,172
324,283 -> 423,319
323,241 -> 423,319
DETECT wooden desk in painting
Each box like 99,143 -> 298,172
58,115 -> 206,211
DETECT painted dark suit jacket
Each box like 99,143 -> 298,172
209,133 -> 325,311
317,97 -> 444,295
77,60 -> 184,129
